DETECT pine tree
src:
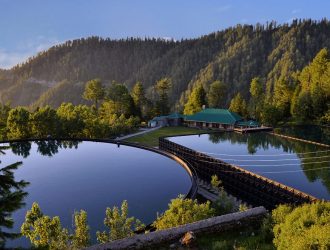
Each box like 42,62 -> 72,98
183,84 -> 207,115
207,80 -> 227,108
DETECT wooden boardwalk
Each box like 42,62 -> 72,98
234,126 -> 273,133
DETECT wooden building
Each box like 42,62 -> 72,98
185,108 -> 258,130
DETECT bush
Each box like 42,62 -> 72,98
96,200 -> 144,243
272,202 -> 330,250
21,202 -> 90,249
153,195 -> 215,230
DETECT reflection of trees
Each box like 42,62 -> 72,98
9,140 -> 81,157
36,140 -> 81,156
10,142 -> 32,158
36,140 -> 59,156
207,132 -> 330,193
278,125 -> 330,145
0,146 -> 29,247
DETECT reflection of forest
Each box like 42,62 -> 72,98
276,125 -> 330,145
208,132 -> 330,193
0,147 -> 29,247
9,140 -> 81,157
0,141 -> 81,247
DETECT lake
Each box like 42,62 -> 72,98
275,125 -> 330,145
168,132 -> 330,201
1,140 -> 191,248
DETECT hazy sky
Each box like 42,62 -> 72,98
1,0 -> 330,69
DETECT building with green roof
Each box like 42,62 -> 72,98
184,108 -> 256,130
148,113 -> 185,127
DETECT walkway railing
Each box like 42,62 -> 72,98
159,137 -> 319,209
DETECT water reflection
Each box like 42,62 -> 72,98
169,132 -> 330,199
0,146 -> 29,248
10,140 -> 81,158
1,140 -> 191,248
276,125 -> 330,145
207,132 -> 330,193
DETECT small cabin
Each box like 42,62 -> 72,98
148,113 -> 184,127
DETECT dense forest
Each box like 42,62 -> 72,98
0,19 -> 329,124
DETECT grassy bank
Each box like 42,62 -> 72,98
125,126 -> 204,147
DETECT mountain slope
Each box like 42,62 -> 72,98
1,19 -> 330,109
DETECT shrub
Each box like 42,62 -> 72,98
96,200 -> 144,243
21,202 -> 90,249
272,202 -> 330,250
153,195 -> 215,230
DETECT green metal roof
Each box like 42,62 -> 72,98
185,109 -> 242,125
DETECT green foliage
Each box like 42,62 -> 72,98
131,82 -> 148,118
261,104 -> 282,126
0,161 -> 29,247
229,93 -> 248,118
272,202 -> 330,250
21,202 -> 69,249
273,78 -> 294,117
212,189 -> 236,216
21,203 -> 91,249
72,210 -> 90,249
83,78 -> 105,110
239,204 -> 249,212
56,103 -> 87,137
153,195 -> 215,230
155,78 -> 172,115
183,84 -> 207,115
211,174 -> 222,190
249,77 -> 264,120
207,80 -> 227,108
30,106 -> 59,137
7,107 -> 30,139
96,200 -> 144,243
292,48 -> 330,121
107,82 -> 135,117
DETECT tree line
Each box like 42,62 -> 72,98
1,19 -> 330,111
183,48 -> 330,126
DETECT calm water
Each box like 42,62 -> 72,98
1,140 -> 191,247
168,133 -> 330,200
275,125 -> 330,145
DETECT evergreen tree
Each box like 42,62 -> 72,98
29,106 -> 59,137
0,161 -> 29,247
131,82 -> 147,118
155,78 -> 172,115
229,93 -> 248,118
183,84 -> 207,115
83,78 -> 105,111
207,80 -> 227,108
96,200 -> 144,243
107,82 -> 135,117
7,107 -> 30,139
249,77 -> 264,119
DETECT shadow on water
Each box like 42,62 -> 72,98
207,132 -> 330,193
0,146 -> 29,248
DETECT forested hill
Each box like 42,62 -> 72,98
1,19 -> 330,109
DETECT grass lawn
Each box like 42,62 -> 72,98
125,126 -> 205,147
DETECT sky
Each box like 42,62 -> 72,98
1,0 -> 330,69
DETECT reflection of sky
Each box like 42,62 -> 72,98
168,133 -> 330,200
1,141 -> 191,248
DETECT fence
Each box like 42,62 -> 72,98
159,137 -> 318,209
